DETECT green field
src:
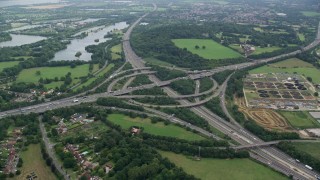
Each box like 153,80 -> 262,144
249,58 -> 320,84
13,144 -> 57,180
144,57 -> 175,67
297,33 -> 305,41
279,111 -> 320,129
252,46 -> 282,55
160,151 -> 288,180
0,61 -> 19,72
172,39 -> 242,60
74,63 -> 114,90
108,114 -> 205,141
301,11 -> 320,17
111,44 -> 122,60
292,142 -> 320,160
17,64 -> 90,84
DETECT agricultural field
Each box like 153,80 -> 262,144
279,111 -> 320,129
111,44 -> 122,60
301,11 -> 320,17
159,151 -> 288,180
291,142 -> 320,161
12,144 -> 56,180
0,61 -> 19,72
249,58 -> 320,84
172,39 -> 242,60
108,114 -> 205,141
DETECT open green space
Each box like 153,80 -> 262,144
13,144 -> 57,180
301,11 -> 320,17
249,58 -> 320,84
159,151 -> 288,180
0,61 -> 19,72
172,39 -> 242,60
229,44 -> 244,53
144,57 -> 175,67
74,63 -> 114,90
279,111 -> 320,129
108,114 -> 205,141
252,46 -> 282,55
291,142 -> 320,161
17,64 -> 90,83
111,44 -> 122,60
297,33 -> 305,41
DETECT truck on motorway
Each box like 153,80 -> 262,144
305,165 -> 313,170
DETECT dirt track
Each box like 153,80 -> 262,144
236,97 -> 292,131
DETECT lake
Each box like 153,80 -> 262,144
52,22 -> 129,62
0,34 -> 46,47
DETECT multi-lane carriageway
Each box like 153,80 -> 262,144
0,3 -> 320,180
121,4 -> 320,180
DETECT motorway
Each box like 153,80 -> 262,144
117,4 -> 320,179
1,3 -> 320,180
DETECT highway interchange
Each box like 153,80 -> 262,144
1,3 -> 320,180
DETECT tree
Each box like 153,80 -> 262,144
15,170 -> 21,175
195,45 -> 200,49
51,128 -> 58,137
63,158 -> 77,168
35,71 -> 41,76
202,45 -> 206,49
314,92 -> 319,97
9,173 -> 14,178
307,76 -> 313,82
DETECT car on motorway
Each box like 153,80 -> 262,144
73,99 -> 79,103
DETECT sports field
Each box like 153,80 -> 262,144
0,61 -> 19,72
279,111 -> 320,129
160,151 -> 288,180
172,39 -> 242,60
301,11 -> 320,17
111,44 -> 122,60
292,142 -> 320,160
108,114 -> 205,141
13,144 -> 56,180
249,58 -> 320,84
17,64 -> 90,83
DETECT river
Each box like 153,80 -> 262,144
51,22 -> 129,62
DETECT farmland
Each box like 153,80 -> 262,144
249,58 -> 320,84
159,151 -> 288,180
172,39 -> 242,60
0,61 -> 19,72
107,114 -> 205,141
13,144 -> 56,180
279,111 -> 320,129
